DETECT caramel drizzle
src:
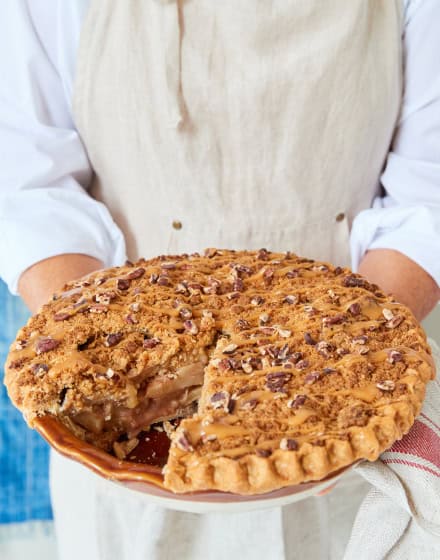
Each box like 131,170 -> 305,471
8,249 -> 433,461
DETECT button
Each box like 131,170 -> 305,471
172,220 -> 182,230
335,212 -> 345,222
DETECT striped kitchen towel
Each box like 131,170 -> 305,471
344,338 -> 440,560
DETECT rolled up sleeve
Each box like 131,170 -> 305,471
0,0 -> 126,294
350,0 -> 440,287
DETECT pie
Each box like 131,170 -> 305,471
5,249 -> 435,494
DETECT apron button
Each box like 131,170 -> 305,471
335,212 -> 345,222
172,220 -> 183,230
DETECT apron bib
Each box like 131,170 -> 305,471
53,2 -> 403,559
73,0 -> 402,267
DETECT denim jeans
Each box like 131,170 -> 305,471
0,279 -> 52,522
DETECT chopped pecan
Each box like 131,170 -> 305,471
36,337 -> 60,354
387,350 -> 403,364
31,363 -> 49,375
304,371 -> 321,385
126,267 -> 146,279
348,302 -> 361,316
143,337 -> 161,349
117,279 -> 130,291
222,343 -> 238,354
295,359 -> 309,370
266,371 -> 292,393
183,320 -> 198,335
280,438 -> 298,451
287,394 -> 307,408
342,275 -> 367,288
105,333 -> 123,347
386,315 -> 403,329
176,433 -> 194,452
53,312 -> 70,321
157,275 -> 171,287
304,332 -> 316,345
257,248 -> 270,260
322,313 -> 347,327
179,307 -> 193,320
376,380 -> 395,391
256,448 -> 271,457
210,391 -> 231,411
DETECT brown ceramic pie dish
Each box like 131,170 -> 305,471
34,414 -> 351,511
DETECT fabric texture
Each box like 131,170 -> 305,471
73,0 -> 402,268
0,521 -> 57,560
0,279 -> 52,523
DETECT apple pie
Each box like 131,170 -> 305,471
5,249 -> 435,494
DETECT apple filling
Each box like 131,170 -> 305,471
67,361 -> 205,456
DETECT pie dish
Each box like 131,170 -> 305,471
5,249 -> 435,495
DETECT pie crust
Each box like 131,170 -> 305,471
5,249 -> 435,494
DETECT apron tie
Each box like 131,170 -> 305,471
156,0 -> 186,129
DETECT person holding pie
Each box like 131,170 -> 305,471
1,1 -> 439,559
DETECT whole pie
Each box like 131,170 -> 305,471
5,249 -> 435,494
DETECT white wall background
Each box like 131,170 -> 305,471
423,304 -> 440,344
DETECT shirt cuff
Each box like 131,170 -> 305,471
350,200 -> 440,287
0,186 -> 126,294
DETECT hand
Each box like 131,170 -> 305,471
358,249 -> 440,321
18,254 -> 103,314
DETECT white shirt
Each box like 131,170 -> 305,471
1,0 -> 439,294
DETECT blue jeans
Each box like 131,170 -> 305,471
0,279 -> 52,522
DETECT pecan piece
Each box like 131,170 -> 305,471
387,350 -> 403,364
210,391 -> 231,411
295,359 -> 309,370
36,337 -> 60,355
287,394 -> 307,408
348,302 -> 361,316
256,448 -> 271,457
322,313 -> 347,327
176,433 -> 194,452
222,343 -> 238,355
183,320 -> 198,335
117,279 -> 131,291
342,275 -> 367,288
241,398 -> 258,410
143,337 -> 161,349
257,248 -> 270,260
280,438 -> 298,451
304,371 -> 321,385
376,380 -> 395,391
105,333 -> 123,347
179,307 -> 193,320
265,371 -> 292,393
53,312 -> 71,321
88,304 -> 108,314
236,319 -> 250,331
157,275 -> 171,287
304,332 -> 316,345
31,363 -> 49,376
386,315 -> 403,329
126,267 -> 146,279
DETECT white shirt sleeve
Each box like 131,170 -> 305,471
350,0 -> 440,287
0,0 -> 126,295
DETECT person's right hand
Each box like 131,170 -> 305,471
18,254 -> 103,314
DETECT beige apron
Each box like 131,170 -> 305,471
53,2 -> 403,559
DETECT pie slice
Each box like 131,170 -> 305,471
5,249 -> 435,494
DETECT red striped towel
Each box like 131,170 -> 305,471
344,338 -> 440,559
